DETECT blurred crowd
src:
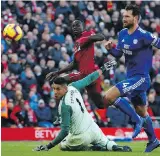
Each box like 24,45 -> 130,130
1,0 -> 160,128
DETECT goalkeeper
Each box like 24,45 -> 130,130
33,63 -> 132,152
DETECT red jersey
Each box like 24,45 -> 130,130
74,30 -> 97,75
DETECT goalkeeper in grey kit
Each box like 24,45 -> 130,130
33,62 -> 132,152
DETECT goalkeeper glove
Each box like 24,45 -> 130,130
101,60 -> 117,72
33,145 -> 49,151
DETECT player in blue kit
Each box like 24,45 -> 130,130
104,4 -> 160,152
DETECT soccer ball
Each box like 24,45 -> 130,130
3,24 -> 23,42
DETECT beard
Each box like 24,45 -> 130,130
73,30 -> 82,38
123,23 -> 134,29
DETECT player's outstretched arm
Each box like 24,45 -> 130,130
58,60 -> 77,74
104,40 -> 123,58
71,60 -> 116,90
70,70 -> 102,91
33,104 -> 72,151
80,33 -> 105,49
46,61 -> 77,82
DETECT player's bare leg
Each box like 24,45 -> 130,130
59,140 -> 132,152
103,86 -> 143,138
103,86 -> 121,106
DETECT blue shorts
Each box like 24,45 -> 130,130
116,75 -> 151,105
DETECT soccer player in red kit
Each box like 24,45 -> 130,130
46,20 -> 105,108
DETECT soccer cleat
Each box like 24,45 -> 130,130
132,117 -> 143,138
32,145 -> 49,151
112,145 -> 132,152
145,139 -> 160,152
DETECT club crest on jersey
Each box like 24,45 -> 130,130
133,39 -> 138,44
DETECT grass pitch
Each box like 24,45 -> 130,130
1,141 -> 160,156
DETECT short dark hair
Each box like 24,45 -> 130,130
125,4 -> 140,17
53,77 -> 68,85
72,19 -> 85,28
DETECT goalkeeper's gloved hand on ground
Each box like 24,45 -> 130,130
33,145 -> 49,151
100,60 -> 117,73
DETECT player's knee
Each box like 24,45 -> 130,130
103,86 -> 121,107
103,95 -> 115,107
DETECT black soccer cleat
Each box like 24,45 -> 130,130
112,145 -> 132,152
145,139 -> 160,152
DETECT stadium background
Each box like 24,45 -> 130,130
1,0 -> 160,139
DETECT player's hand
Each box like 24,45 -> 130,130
104,40 -> 113,50
33,145 -> 49,151
46,71 -> 59,82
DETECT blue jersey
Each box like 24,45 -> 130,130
110,27 -> 160,77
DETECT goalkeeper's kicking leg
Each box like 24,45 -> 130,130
59,138 -> 132,152
59,121 -> 132,152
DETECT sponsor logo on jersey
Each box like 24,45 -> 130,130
122,49 -> 132,55
124,44 -> 130,49
133,39 -> 138,44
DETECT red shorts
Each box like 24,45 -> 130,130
69,72 -> 102,93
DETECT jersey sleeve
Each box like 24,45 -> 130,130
48,104 -> 72,147
70,71 -> 99,91
144,32 -> 160,48
82,30 -> 95,37
78,37 -> 90,47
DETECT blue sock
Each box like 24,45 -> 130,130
143,115 -> 156,143
114,97 -> 140,124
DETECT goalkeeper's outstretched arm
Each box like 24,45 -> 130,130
70,60 -> 117,91
70,70 -> 102,91
33,104 -> 72,151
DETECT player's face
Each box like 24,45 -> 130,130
72,21 -> 84,37
123,10 -> 137,29
53,84 -> 67,100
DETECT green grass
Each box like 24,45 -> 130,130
1,141 -> 160,156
